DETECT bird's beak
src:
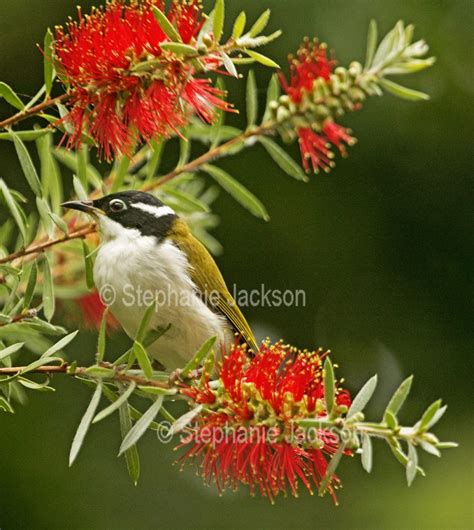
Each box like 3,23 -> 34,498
61,200 -> 104,216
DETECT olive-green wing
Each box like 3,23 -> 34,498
170,220 -> 258,353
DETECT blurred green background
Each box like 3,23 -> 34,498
0,1 -> 472,529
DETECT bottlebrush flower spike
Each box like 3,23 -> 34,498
76,290 -> 119,330
53,0 -> 231,159
178,341 -> 351,503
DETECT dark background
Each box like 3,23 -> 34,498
0,1 -> 472,529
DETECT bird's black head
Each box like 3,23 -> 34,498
62,191 -> 178,240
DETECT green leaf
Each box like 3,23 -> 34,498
232,11 -> 246,39
73,175 -> 88,201
262,74 -> 280,122
118,397 -> 163,455
23,261 -> 38,310
0,82 -> 24,110
419,440 -> 441,458
323,357 -> 335,417
119,395 -> 141,485
425,404 -> 448,431
152,6 -> 181,42
10,130 -> 43,196
0,342 -> 24,362
372,23 -> 399,69
136,302 -> 156,343
0,129 -> 49,142
384,410 -> 398,430
49,213 -> 68,234
220,51 -> 238,78
0,396 -> 14,413
82,240 -> 95,290
53,148 -> 101,190
93,382 -> 136,424
0,180 -> 27,242
259,137 -> 308,182
418,399 -> 442,432
76,145 -> 88,190
134,342 -> 153,379
347,374 -> 378,418
319,442 -> 346,495
436,441 -> 458,450
41,255 -> 55,322
245,50 -> 279,69
43,28 -> 55,96
406,443 -> 418,486
203,164 -> 269,221
249,9 -> 271,37
69,382 -> 102,466
40,330 -> 78,359
181,336 -> 216,378
146,140 -> 164,181
96,308 -> 108,363
361,433 -> 373,473
246,70 -> 257,126
169,405 -> 203,436
379,78 -> 430,101
213,0 -> 225,43
384,375 -> 413,417
365,19 -> 378,69
36,197 -> 55,238
384,57 -> 436,75
160,42 -> 196,56
162,187 -> 210,213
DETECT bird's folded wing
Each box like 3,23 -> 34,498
169,220 -> 259,353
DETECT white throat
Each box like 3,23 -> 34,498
97,215 -> 141,243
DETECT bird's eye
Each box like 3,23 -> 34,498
109,199 -> 126,213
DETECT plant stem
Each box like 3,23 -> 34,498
0,94 -> 67,130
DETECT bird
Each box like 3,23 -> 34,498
62,191 -> 258,369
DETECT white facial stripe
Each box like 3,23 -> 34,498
132,202 -> 175,219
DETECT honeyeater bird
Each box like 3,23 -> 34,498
62,191 -> 258,369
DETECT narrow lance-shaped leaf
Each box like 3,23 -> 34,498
246,70 -> 258,126
152,7 -> 181,42
425,404 -> 448,431
417,399 -> 442,432
347,374 -> 378,418
246,50 -> 279,69
160,42 -> 196,56
232,11 -> 246,39
96,307 -> 108,363
41,330 -> 78,359
82,240 -> 95,290
259,137 -> 308,182
0,82 -> 24,110
379,78 -> 430,101
69,382 -> 102,466
365,19 -> 378,69
323,357 -> 335,417
119,395 -> 141,485
133,342 -> 153,379
0,180 -> 27,242
220,51 -> 238,78
93,382 -> 136,424
262,73 -> 280,122
10,130 -> 43,197
0,343 -> 24,363
49,213 -> 68,234
41,255 -> 55,322
181,336 -> 216,378
73,175 -> 88,201
406,443 -> 418,486
76,145 -> 88,190
36,197 -> 55,239
136,302 -> 157,343
249,9 -> 270,37
169,405 -> 203,436
0,129 -> 49,142
23,261 -> 38,310
319,442 -> 346,495
361,433 -> 373,473
213,0 -> 225,43
384,375 -> 413,418
203,164 -> 269,221
119,396 -> 164,455
43,28 -> 55,96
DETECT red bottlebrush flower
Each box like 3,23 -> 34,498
178,341 -> 351,503
279,39 -> 335,103
53,0 -> 230,159
76,290 -> 119,330
297,127 -> 334,174
322,121 -> 355,155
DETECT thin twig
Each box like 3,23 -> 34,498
0,94 -> 67,130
